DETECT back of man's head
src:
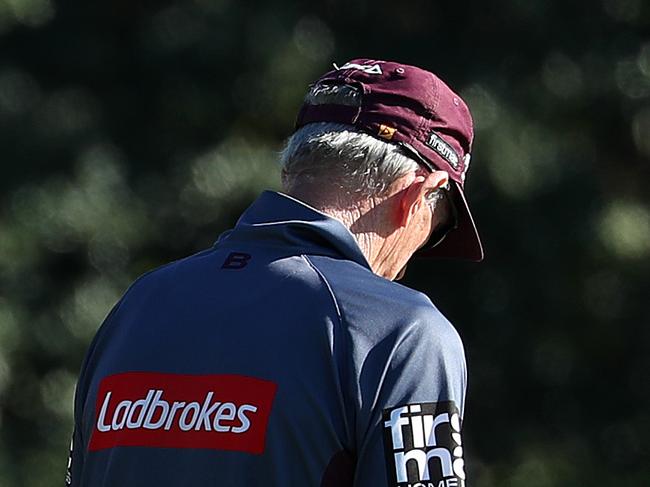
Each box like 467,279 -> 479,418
280,122 -> 419,209
281,59 -> 484,262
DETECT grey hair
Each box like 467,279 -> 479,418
279,122 -> 420,199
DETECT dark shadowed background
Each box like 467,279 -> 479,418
0,0 -> 649,485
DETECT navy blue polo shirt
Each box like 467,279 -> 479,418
68,191 -> 468,487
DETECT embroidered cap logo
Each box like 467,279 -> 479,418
426,132 -> 460,170
335,62 -> 383,75
378,124 -> 397,140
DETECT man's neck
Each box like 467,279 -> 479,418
286,189 -> 404,280
320,206 -> 400,280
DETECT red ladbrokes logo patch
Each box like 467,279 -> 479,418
88,372 -> 277,454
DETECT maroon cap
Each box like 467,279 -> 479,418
295,58 -> 483,262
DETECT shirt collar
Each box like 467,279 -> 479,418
216,191 -> 371,270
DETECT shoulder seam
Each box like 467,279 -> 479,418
301,255 -> 343,325
301,255 -> 356,450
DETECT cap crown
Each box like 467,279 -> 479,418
296,58 -> 474,187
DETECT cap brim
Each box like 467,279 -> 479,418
417,181 -> 484,261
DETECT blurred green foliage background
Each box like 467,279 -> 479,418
0,0 -> 648,485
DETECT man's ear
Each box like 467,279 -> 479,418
397,176 -> 426,227
396,171 -> 449,227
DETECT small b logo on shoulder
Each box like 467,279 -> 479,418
382,401 -> 466,487
222,252 -> 252,270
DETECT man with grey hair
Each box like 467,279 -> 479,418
67,59 -> 483,487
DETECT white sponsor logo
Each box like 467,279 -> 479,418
426,133 -> 460,169
383,403 -> 465,487
335,62 -> 383,75
96,389 -> 258,433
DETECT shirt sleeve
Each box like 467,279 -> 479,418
354,307 -> 468,487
